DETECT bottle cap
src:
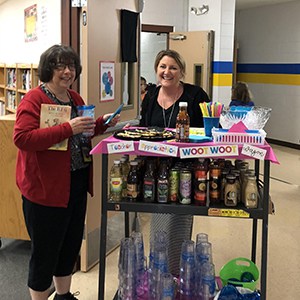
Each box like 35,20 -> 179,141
179,102 -> 188,107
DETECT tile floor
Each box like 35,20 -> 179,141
56,144 -> 300,300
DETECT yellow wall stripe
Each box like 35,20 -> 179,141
213,73 -> 232,86
237,73 -> 300,85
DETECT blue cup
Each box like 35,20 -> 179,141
203,117 -> 220,137
77,105 -> 95,136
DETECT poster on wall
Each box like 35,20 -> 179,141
24,4 -> 38,42
100,61 -> 115,102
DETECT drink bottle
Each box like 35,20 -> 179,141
175,102 -> 190,142
109,160 -> 123,201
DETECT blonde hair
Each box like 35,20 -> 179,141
154,49 -> 186,78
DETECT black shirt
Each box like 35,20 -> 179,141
140,82 -> 210,128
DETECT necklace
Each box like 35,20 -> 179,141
45,83 -> 70,103
162,102 -> 176,128
161,85 -> 182,128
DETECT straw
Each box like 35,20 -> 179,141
199,102 -> 223,117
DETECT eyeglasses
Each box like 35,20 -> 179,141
55,63 -> 76,71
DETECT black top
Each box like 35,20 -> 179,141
140,83 -> 210,128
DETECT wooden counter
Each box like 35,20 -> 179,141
0,114 -> 29,240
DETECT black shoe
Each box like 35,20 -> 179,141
53,291 -> 80,300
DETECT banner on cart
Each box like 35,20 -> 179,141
179,144 -> 239,159
242,144 -> 267,160
107,141 -> 134,154
138,140 -> 178,157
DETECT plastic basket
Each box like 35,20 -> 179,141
212,128 -> 266,145
219,257 -> 259,291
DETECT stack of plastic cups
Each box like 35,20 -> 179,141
195,241 -> 215,300
131,231 -> 147,299
200,262 -> 216,300
118,237 -> 136,299
160,272 -> 175,300
149,245 -> 169,300
148,231 -> 168,298
195,234 -> 209,298
179,240 -> 196,300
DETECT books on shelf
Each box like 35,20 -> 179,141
40,104 -> 71,151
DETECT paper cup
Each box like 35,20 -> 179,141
203,117 -> 220,137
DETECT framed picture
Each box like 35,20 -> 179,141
100,61 -> 115,102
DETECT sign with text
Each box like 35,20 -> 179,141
107,141 -> 134,154
179,144 -> 239,159
138,140 -> 178,157
242,144 -> 267,160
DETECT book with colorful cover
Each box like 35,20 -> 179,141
40,104 -> 71,151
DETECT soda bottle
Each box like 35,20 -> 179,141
175,102 -> 190,142
127,161 -> 140,202
109,160 -> 123,202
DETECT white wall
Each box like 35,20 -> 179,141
0,0 -> 61,64
235,1 -> 300,144
141,0 -> 188,31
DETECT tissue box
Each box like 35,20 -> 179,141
212,128 -> 266,145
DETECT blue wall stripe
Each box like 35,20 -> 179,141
212,62 -> 233,74
237,63 -> 300,74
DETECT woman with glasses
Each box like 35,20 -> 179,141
13,44 -> 120,300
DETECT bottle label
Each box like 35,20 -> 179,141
157,179 -> 168,203
144,179 -> 155,200
127,183 -> 138,199
110,177 -> 122,193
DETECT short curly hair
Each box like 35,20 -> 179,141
38,44 -> 82,83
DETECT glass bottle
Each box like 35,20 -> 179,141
231,169 -> 241,203
127,161 -> 140,202
209,163 -> 221,204
143,159 -> 156,203
109,160 -> 123,202
120,157 -> 130,199
244,175 -> 258,209
224,174 -> 238,207
175,102 -> 190,142
157,160 -> 169,203
220,169 -> 230,203
194,159 -> 207,206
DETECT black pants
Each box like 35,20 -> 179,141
22,167 -> 89,291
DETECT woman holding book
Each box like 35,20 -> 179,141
13,44 -> 119,300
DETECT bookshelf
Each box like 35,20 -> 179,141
0,63 -> 39,115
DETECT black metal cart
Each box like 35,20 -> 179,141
94,138 -> 274,300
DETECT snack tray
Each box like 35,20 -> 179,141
212,128 -> 266,145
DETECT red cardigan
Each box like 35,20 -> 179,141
13,86 -> 107,207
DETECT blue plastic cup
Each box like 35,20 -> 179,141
77,105 -> 95,136
203,117 -> 220,137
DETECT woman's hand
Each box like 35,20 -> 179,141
103,113 -> 120,127
68,116 -> 95,135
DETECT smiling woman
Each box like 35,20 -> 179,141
13,44 -> 120,300
140,49 -> 210,275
